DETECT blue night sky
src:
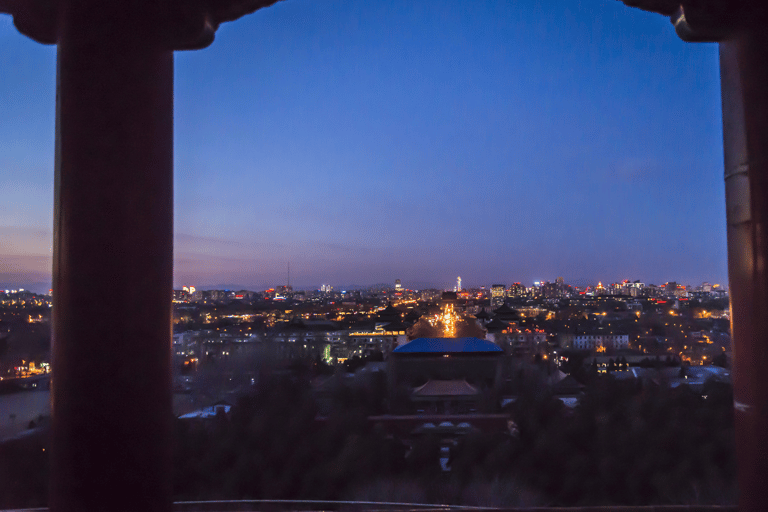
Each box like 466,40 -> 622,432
0,0 -> 727,291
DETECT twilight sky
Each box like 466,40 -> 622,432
0,0 -> 727,292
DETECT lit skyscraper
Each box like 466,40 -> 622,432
491,284 -> 505,308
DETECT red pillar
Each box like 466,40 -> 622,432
51,3 -> 174,511
720,28 -> 768,512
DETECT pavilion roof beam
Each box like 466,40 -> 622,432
0,0 -> 284,49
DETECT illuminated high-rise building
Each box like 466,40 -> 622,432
491,284 -> 505,307
395,279 -> 402,291
506,283 -> 525,297
457,276 -> 462,292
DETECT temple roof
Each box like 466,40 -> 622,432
382,320 -> 409,332
393,337 -> 503,354
286,315 -> 306,328
474,308 -> 492,320
552,375 -> 586,395
492,303 -> 516,315
404,310 -> 422,322
378,303 -> 401,319
485,317 -> 510,332
413,379 -> 479,397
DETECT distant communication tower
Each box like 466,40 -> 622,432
457,276 -> 462,292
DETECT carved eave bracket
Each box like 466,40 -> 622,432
162,0 -> 284,51
620,0 -> 749,42
0,0 -> 58,45
0,0 -> 283,50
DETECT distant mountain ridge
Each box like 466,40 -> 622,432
0,281 -> 51,294
190,281 -> 446,292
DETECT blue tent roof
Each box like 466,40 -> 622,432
393,337 -> 502,354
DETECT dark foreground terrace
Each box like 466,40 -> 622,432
0,503 -> 743,512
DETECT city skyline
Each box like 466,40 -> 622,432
1,0 -> 728,290
1,273 -> 726,296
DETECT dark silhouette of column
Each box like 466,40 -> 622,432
720,29 -> 768,512
50,5 -> 175,511
2,1 -> 280,511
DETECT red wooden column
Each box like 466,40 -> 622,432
50,3 -> 174,512
719,27 -> 768,512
